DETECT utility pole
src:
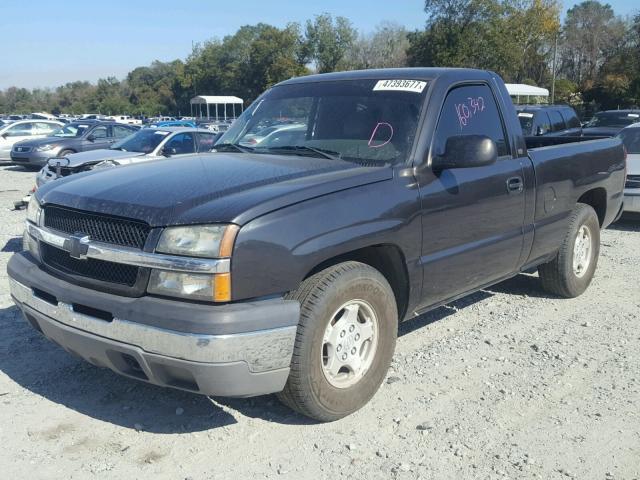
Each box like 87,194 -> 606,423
551,30 -> 559,104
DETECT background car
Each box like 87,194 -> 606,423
10,120 -> 138,167
238,123 -> 305,146
36,127 -> 220,187
149,119 -> 197,128
0,119 -> 63,161
582,110 -> 640,137
618,123 -> 640,214
515,105 -> 582,137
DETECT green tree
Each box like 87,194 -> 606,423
560,1 -> 626,86
344,22 -> 409,70
303,13 -> 357,73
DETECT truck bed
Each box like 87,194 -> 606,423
525,135 -> 609,150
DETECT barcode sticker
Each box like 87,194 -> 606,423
373,80 -> 427,93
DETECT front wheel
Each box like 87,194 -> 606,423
538,203 -> 600,298
277,261 -> 398,422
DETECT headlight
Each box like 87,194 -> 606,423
156,224 -> 238,258
147,270 -> 230,302
26,196 -> 41,224
152,224 -> 238,301
36,144 -> 57,152
23,228 -> 40,260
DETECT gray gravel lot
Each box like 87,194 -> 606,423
0,163 -> 638,480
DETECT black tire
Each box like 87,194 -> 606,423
58,149 -> 75,157
538,203 -> 600,298
277,261 -> 398,422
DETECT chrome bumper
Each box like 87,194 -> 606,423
9,277 -> 296,372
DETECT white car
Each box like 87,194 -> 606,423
108,115 -> 142,125
0,120 -> 63,161
619,123 -> 640,213
36,127 -> 219,187
239,123 -> 305,146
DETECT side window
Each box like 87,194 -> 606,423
196,132 -> 217,152
433,84 -> 509,157
534,112 -> 551,135
548,110 -> 565,131
90,126 -> 108,139
6,122 -> 32,137
164,132 -> 195,154
113,125 -> 134,139
561,109 -> 581,129
35,122 -> 57,134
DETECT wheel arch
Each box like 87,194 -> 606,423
302,244 -> 410,321
577,187 -> 607,226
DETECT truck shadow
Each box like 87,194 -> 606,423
2,236 -> 22,253
608,216 -> 640,232
0,272 -> 553,431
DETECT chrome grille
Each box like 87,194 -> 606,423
40,243 -> 139,286
43,205 -> 150,249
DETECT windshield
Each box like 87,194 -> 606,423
619,128 -> 640,154
111,128 -> 170,153
217,79 -> 427,164
52,123 -> 91,137
586,112 -> 640,128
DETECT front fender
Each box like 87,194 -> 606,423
231,174 -> 422,302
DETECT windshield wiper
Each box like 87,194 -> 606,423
110,147 -> 126,151
257,145 -> 342,161
213,143 -> 254,153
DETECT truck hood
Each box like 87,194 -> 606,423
61,149 -> 146,167
36,153 -> 392,226
17,136 -> 75,148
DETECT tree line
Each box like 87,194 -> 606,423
1,1 -> 638,117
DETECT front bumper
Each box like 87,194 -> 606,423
11,148 -> 61,166
8,252 -> 300,397
623,189 -> 640,213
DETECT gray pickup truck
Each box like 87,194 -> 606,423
8,68 -> 625,421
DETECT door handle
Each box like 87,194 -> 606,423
506,176 -> 524,194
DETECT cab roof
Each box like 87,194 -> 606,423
276,67 -> 495,86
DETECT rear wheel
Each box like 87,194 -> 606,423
277,261 -> 397,422
538,203 -> 600,298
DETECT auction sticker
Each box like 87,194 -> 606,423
373,79 -> 427,93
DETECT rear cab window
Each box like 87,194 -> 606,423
560,109 -> 581,129
433,84 -> 510,157
517,111 -> 535,135
548,110 -> 566,132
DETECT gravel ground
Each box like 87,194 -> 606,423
0,163 -> 638,480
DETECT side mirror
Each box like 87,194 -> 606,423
87,134 -> 96,142
535,126 -> 546,136
432,135 -> 498,171
1,133 -> 7,139
162,147 -> 177,157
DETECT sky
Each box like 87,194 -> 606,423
0,0 -> 637,90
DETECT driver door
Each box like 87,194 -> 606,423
83,125 -> 111,151
161,132 -> 196,158
416,83 -> 527,308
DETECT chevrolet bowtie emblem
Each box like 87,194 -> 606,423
64,233 -> 91,260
